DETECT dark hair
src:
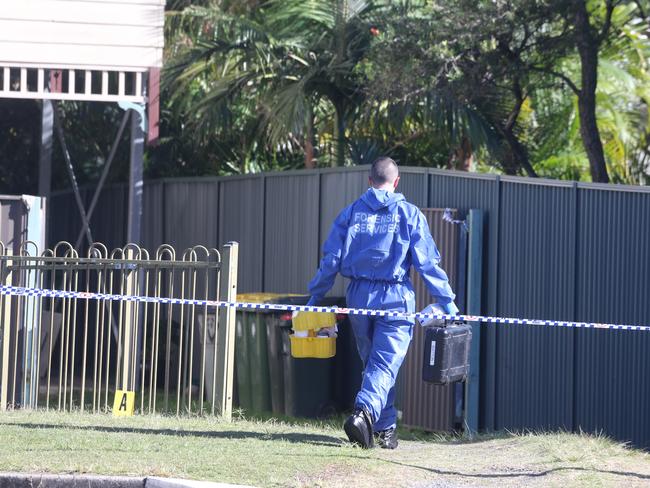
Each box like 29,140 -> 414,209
370,157 -> 399,185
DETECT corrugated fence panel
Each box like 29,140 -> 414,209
219,177 -> 265,293
494,181 -> 576,431
397,170 -> 429,208
574,188 -> 650,448
400,209 -> 459,431
428,172 -> 499,313
427,171 -> 500,429
141,181 -> 164,251
319,170 -> 368,297
163,180 -> 219,253
264,173 -> 320,294
89,184 -> 128,250
48,191 -> 81,247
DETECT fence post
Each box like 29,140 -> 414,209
464,209 -> 484,435
121,248 -> 137,392
216,242 -> 238,421
1,252 -> 13,410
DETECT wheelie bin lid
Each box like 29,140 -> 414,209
237,293 -> 299,303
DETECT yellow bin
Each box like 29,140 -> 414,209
290,335 -> 337,359
290,311 -> 337,358
292,311 -> 337,331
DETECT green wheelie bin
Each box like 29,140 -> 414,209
234,293 -> 284,414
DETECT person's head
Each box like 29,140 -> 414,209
369,157 -> 400,192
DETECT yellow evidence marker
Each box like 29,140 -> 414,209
112,390 -> 135,416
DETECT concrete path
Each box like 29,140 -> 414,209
0,473 -> 256,488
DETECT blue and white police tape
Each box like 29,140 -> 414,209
0,284 -> 648,332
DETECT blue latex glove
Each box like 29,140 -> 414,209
420,303 -> 445,316
418,303 -> 446,327
442,301 -> 459,316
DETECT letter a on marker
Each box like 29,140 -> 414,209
119,393 -> 128,411
112,389 -> 135,416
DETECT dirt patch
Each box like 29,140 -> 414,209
304,437 -> 650,488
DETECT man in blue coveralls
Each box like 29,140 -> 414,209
306,157 -> 458,449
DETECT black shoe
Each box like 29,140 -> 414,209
344,408 -> 374,448
375,427 -> 398,449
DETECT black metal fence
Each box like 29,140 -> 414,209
49,167 -> 650,448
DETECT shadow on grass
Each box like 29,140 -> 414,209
6,420 -> 648,481
378,458 -> 650,481
2,422 -> 344,447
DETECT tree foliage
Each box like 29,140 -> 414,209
1,0 -> 648,194
159,0 -> 649,183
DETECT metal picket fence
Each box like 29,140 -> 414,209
0,240 -> 238,419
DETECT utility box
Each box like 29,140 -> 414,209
0,195 -> 47,253
0,195 -> 47,409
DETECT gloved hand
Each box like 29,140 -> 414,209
419,303 -> 445,327
442,301 -> 459,316
420,303 -> 446,316
317,326 -> 337,337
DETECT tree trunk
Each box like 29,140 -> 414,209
503,81 -> 537,177
503,130 -> 537,177
332,102 -> 346,167
575,1 -> 610,183
577,92 -> 609,183
304,102 -> 315,169
447,136 -> 473,171
331,0 -> 347,168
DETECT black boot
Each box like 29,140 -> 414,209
375,426 -> 398,449
344,408 -> 374,448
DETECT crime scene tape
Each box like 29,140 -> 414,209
0,284 -> 648,332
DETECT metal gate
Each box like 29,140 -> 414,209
0,240 -> 238,418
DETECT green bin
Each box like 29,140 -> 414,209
265,313 -> 288,415
234,293 -> 284,414
247,310 -> 271,413
234,310 -> 252,410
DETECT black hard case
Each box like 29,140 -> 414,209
421,321 -> 472,385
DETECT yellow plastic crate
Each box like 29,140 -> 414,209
290,334 -> 337,358
292,311 -> 337,331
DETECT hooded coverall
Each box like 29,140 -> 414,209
308,187 -> 455,431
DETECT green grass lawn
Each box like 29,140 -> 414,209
0,410 -> 649,488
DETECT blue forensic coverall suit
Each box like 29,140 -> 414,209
308,187 -> 456,431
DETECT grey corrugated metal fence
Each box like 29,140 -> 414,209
48,167 -> 650,448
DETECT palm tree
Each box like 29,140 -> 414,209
165,0 -> 379,168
